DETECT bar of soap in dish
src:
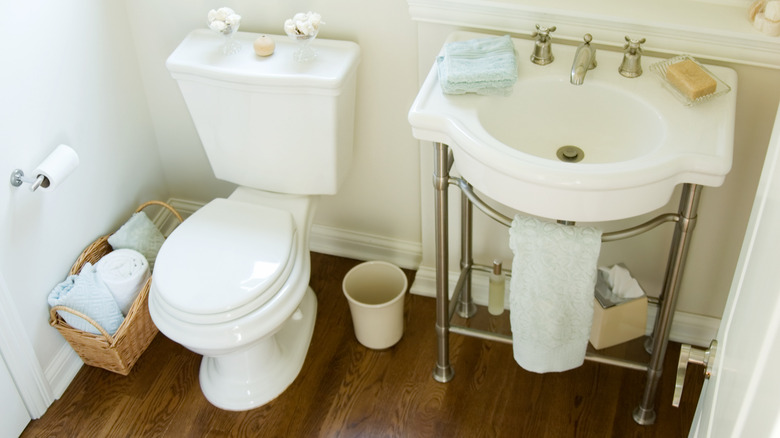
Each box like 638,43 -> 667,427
665,59 -> 717,101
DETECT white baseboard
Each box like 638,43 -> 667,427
410,266 -> 720,347
44,346 -> 83,400
163,198 -> 423,270
309,224 -> 421,270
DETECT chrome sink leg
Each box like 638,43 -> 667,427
433,142 -> 454,383
456,190 -> 477,318
633,183 -> 701,425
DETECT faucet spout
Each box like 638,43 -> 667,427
570,34 -> 597,85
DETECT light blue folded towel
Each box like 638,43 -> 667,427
108,211 -> 165,270
509,216 -> 602,373
437,35 -> 518,95
48,263 -> 125,335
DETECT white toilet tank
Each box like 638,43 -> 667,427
166,30 -> 360,195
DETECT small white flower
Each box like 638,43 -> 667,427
209,20 -> 227,32
207,7 -> 241,34
309,13 -> 322,28
215,7 -> 234,21
284,11 -> 324,37
284,19 -> 297,35
225,13 -> 241,27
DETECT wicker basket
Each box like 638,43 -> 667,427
49,201 -> 183,375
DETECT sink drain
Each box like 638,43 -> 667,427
556,145 -> 585,163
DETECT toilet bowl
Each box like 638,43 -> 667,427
150,191 -> 318,410
153,29 -> 359,411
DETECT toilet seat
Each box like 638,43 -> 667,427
152,198 -> 297,324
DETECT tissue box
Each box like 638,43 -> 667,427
589,270 -> 648,350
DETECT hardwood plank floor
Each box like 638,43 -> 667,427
23,253 -> 703,437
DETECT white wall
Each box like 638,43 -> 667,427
125,0 -> 422,248
0,0 -> 167,387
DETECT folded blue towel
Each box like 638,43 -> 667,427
437,35 -> 518,95
48,263 -> 125,335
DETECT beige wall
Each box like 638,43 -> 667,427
125,0 -> 780,321
125,0 -> 423,247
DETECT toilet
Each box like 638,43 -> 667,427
149,29 -> 360,411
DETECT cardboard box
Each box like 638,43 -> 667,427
589,269 -> 648,350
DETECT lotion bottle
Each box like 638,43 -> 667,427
488,260 -> 505,316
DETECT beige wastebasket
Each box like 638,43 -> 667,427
342,261 -> 408,349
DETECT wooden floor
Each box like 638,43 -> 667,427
23,253 -> 703,437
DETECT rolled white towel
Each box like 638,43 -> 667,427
95,249 -> 151,315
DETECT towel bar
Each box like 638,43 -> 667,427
452,175 -> 681,242
430,142 -> 701,426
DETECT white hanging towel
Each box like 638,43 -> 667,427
509,215 -> 602,373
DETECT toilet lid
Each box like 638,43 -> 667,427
153,198 -> 296,322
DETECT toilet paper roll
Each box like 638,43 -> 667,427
32,144 -> 79,191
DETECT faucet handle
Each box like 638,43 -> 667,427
531,24 -> 557,40
619,36 -> 646,78
623,35 -> 646,53
530,24 -> 557,65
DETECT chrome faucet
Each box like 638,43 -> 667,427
530,24 -> 556,65
618,36 -> 646,78
570,34 -> 597,85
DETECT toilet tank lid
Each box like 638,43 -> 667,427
166,29 -> 360,90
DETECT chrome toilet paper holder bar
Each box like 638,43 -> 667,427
9,169 -> 47,191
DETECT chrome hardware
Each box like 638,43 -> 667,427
619,36 -> 646,78
570,34 -> 597,85
672,340 -> 717,407
530,24 -> 556,65
556,145 -> 584,163
9,169 -> 46,191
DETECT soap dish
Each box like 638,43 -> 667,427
649,55 -> 731,107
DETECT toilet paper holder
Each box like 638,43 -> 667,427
9,144 -> 79,192
9,169 -> 47,191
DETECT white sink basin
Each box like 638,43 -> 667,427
409,31 -> 738,221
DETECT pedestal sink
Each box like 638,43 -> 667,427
409,31 -> 738,222
410,30 -> 739,426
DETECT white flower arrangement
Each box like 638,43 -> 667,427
284,11 -> 323,38
208,7 -> 241,35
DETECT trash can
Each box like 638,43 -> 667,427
342,261 -> 408,349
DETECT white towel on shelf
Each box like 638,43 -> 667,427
95,249 -> 151,315
509,215 -> 602,373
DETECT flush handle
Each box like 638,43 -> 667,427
672,340 -> 717,407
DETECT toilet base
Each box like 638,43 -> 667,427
199,287 -> 317,411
